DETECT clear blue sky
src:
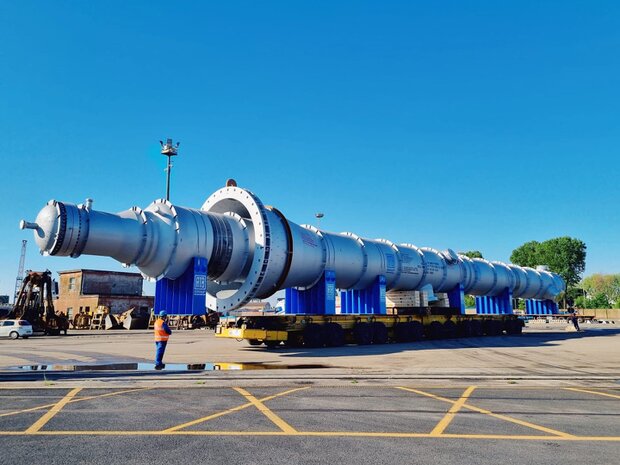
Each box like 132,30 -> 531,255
1,1 -> 619,298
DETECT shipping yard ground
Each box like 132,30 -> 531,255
0,322 -> 619,464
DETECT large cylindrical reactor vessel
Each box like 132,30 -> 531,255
21,184 -> 565,312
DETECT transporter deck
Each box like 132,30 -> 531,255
216,310 -> 524,348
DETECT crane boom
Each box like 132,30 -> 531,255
14,240 -> 27,303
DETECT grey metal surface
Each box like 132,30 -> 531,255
22,186 -> 565,311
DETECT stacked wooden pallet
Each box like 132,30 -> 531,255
431,292 -> 451,308
386,290 -> 429,308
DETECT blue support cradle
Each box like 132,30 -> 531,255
475,287 -> 513,315
285,270 -> 336,315
340,275 -> 387,315
154,257 -> 208,316
447,284 -> 466,314
525,299 -> 558,315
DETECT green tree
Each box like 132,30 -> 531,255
509,241 -> 541,268
588,293 -> 610,309
459,250 -> 483,259
510,237 -> 586,289
581,274 -> 620,306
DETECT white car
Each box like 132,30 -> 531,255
0,320 -> 33,339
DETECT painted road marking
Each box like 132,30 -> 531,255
25,388 -> 82,433
565,387 -> 620,400
0,430 -> 618,440
430,385 -> 476,436
234,387 -> 298,433
1,386 -> 617,441
0,387 -> 151,418
397,387 -> 575,438
164,387 -> 309,432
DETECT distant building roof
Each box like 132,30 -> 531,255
57,269 -> 143,277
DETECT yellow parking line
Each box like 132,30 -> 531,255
397,387 -> 575,438
25,388 -> 82,433
0,388 -> 151,418
0,430 -> 618,441
565,388 -> 620,400
164,387 -> 309,432
430,386 -> 476,435
233,388 -> 297,433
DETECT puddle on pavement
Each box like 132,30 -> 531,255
11,362 -> 330,372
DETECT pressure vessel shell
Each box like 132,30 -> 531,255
468,259 -> 497,295
322,232 -> 365,289
418,247 -> 448,291
441,253 -> 465,292
458,256 -> 477,293
26,186 -> 567,310
391,244 -> 425,290
518,267 -> 544,299
281,224 -> 325,290
490,261 -> 517,295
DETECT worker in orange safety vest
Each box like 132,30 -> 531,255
154,310 -> 172,370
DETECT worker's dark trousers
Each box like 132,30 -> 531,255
572,319 -> 580,331
155,341 -> 167,366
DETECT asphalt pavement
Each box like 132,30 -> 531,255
0,384 -> 618,465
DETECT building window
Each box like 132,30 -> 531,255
69,277 -> 77,291
67,307 -> 73,319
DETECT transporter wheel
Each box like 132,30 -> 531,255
393,322 -> 411,343
265,341 -> 281,349
470,319 -> 484,337
483,319 -> 503,336
426,321 -> 443,339
286,333 -> 304,348
353,322 -> 372,345
303,323 -> 326,348
459,320 -> 474,338
324,323 -> 345,347
247,339 -> 262,346
443,320 -> 458,339
515,319 -> 524,334
410,321 -> 424,341
505,319 -> 523,335
370,322 -> 388,344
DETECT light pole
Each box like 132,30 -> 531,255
315,212 -> 324,229
160,138 -> 180,201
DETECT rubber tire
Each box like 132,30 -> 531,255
426,321 -> 443,339
265,341 -> 281,349
506,319 -> 523,335
410,321 -> 424,341
443,320 -> 458,338
370,322 -> 388,344
303,323 -> 326,348
247,339 -> 262,346
459,320 -> 474,337
470,319 -> 484,337
9,331 -> 19,340
324,323 -> 345,347
22,336 -> 29,339
286,334 -> 304,348
483,319 -> 503,336
393,322 -> 412,343
353,322 -> 372,345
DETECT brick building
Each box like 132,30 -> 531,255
55,269 -> 154,319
